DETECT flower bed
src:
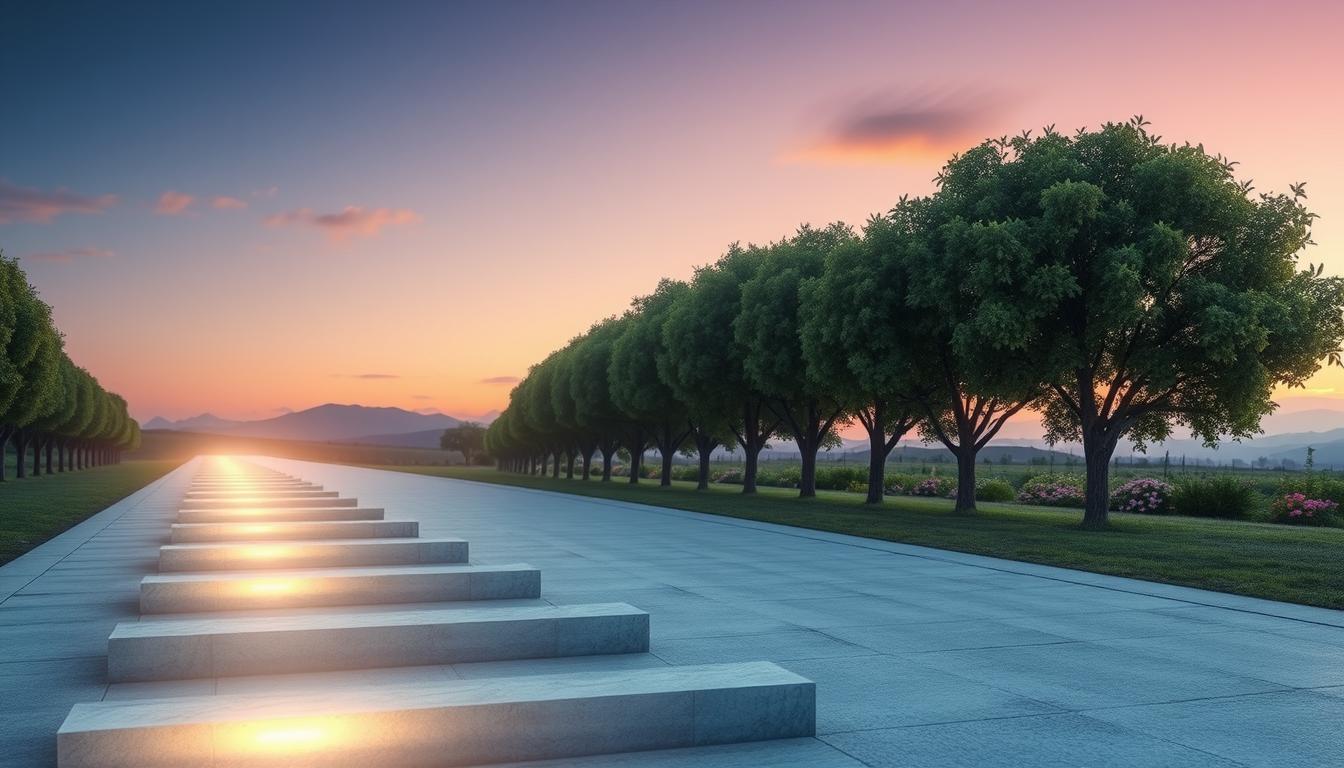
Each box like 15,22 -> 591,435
1271,493 -> 1339,526
1110,478 -> 1173,515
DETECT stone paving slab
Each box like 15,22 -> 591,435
6,456 -> 1344,766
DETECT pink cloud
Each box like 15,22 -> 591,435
481,376 -> 521,385
211,195 -> 248,210
155,191 -> 195,215
0,179 -> 117,224
25,247 -> 116,264
265,205 -> 421,240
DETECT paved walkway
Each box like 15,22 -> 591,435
5,458 -> 1344,766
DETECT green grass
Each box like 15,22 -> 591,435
0,460 -> 181,565
373,465 -> 1344,610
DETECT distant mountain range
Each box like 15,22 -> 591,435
143,404 -> 462,444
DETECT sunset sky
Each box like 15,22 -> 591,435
4,0 -> 1344,430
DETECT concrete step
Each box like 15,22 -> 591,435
177,506 -> 386,524
184,490 -> 338,500
180,496 -> 359,510
169,519 -> 419,544
158,538 -> 468,572
140,563 -> 542,613
107,602 -> 649,681
59,661 -> 814,767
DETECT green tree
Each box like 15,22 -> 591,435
0,257 -> 63,479
936,119 -> 1344,527
566,318 -> 629,480
902,191 -> 1041,513
440,421 -> 487,465
28,355 -> 79,475
610,280 -> 693,487
737,224 -> 852,497
801,215 -> 924,503
662,244 -> 778,493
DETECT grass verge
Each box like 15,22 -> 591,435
373,465 -> 1344,610
0,460 -> 181,566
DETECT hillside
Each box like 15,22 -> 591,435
142,404 -> 459,443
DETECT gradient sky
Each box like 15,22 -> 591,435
4,0 -> 1344,430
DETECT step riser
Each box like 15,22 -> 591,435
177,508 -> 385,524
59,663 -> 815,768
169,520 -> 418,543
108,612 -> 649,681
184,491 -> 337,500
180,497 -> 358,510
140,566 -> 542,613
158,540 -> 468,572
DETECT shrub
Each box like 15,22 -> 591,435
883,472 -> 921,496
975,477 -> 1016,503
773,467 -> 802,488
847,480 -> 869,495
1110,478 -> 1174,515
1270,493 -> 1340,526
1017,474 -> 1085,507
912,476 -> 954,497
610,464 -> 629,477
814,466 -> 865,491
640,463 -> 660,479
1169,476 -> 1257,519
670,465 -> 699,481
713,469 -> 742,484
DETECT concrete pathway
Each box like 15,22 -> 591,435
5,458 -> 1344,766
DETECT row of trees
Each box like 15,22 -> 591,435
1,252 -> 140,480
484,119 -> 1344,527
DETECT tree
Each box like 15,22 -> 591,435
0,258 -> 63,479
441,421 -> 486,465
737,224 -> 853,497
936,119 -> 1344,526
610,280 -> 693,487
801,215 -> 924,503
28,355 -> 79,475
661,244 -> 777,493
566,318 -> 629,481
902,188 -> 1041,513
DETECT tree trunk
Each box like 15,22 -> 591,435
551,451 -> 560,478
46,439 -> 54,474
0,428 -> 9,481
660,450 -> 674,487
581,450 -> 592,480
954,449 -> 976,514
865,425 -> 886,504
743,445 -> 761,494
798,442 -> 819,498
693,432 -> 718,491
564,449 -> 575,479
1081,429 -> 1117,529
627,427 -> 644,485
599,441 -> 616,481
15,431 -> 28,479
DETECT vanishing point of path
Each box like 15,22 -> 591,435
5,458 -> 1344,766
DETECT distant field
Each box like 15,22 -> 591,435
0,459 -> 181,565
377,465 -> 1344,610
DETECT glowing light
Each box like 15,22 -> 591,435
243,545 -> 293,560
243,579 -> 300,596
222,718 -> 345,757
236,524 -> 276,535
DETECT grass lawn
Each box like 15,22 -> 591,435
374,465 -> 1344,610
0,459 -> 181,566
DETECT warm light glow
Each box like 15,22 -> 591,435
222,718 -> 346,757
242,578 -> 300,596
236,524 -> 276,535
243,545 -> 293,560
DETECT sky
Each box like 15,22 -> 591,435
3,0 -> 1344,430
